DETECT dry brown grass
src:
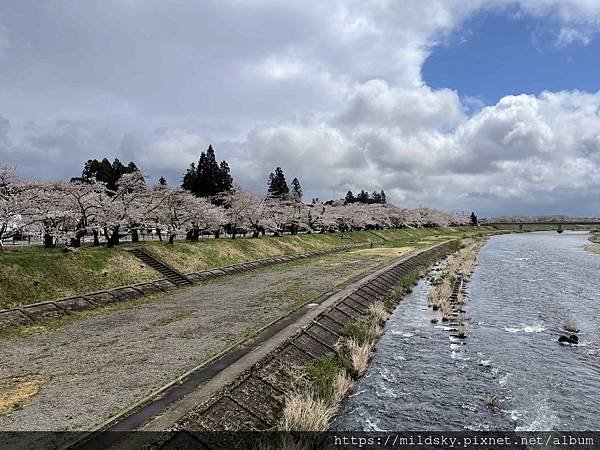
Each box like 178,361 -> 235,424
356,247 -> 414,257
331,370 -> 355,405
445,239 -> 485,281
441,303 -> 452,322
428,278 -> 452,310
346,337 -> 374,376
0,374 -> 48,415
368,301 -> 390,324
457,324 -> 468,338
280,390 -> 333,431
279,369 -> 355,432
564,319 -> 580,333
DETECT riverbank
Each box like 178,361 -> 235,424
334,231 -> 600,432
131,242 -> 458,450
585,232 -> 600,255
0,226 -> 506,309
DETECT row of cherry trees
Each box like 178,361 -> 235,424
0,164 -> 469,251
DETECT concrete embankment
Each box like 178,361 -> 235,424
97,241 -> 458,450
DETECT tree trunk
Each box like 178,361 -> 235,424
157,229 -> 163,241
71,229 -> 85,248
107,226 -> 120,248
252,230 -> 259,238
168,233 -> 176,245
131,229 -> 139,243
186,229 -> 194,240
44,233 -> 54,249
93,230 -> 100,246
214,230 -> 220,239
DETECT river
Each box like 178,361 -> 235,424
333,231 -> 600,431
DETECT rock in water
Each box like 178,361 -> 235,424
558,334 -> 579,344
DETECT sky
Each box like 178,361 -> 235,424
1,0 -> 599,217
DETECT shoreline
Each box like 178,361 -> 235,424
584,233 -> 600,255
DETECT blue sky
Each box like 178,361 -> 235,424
424,9 -> 600,106
1,1 -> 600,216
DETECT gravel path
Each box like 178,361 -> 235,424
0,249 -> 403,433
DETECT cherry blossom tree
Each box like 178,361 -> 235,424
1,162 -> 473,252
53,180 -> 106,246
93,171 -> 164,247
228,189 -> 277,238
0,165 -> 42,252
156,187 -> 226,244
218,187 -> 260,239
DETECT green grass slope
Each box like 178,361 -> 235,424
0,225 -> 512,309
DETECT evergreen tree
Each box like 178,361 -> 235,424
217,161 -> 233,193
158,176 -> 167,186
470,212 -> 478,226
291,177 -> 302,201
267,167 -> 289,198
356,189 -> 369,203
72,157 -> 138,191
344,191 -> 355,204
380,190 -> 387,204
182,145 -> 233,197
371,190 -> 381,204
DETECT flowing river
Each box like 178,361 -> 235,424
333,231 -> 600,431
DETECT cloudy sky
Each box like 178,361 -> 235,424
1,0 -> 600,217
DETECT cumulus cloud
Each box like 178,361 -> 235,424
0,0 -> 600,216
335,80 -> 465,133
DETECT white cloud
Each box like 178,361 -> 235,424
557,27 -> 592,46
1,0 -> 600,215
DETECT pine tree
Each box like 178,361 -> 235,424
267,167 -> 289,198
158,176 -> 167,186
356,190 -> 369,204
470,212 -> 478,226
291,177 -> 302,201
218,161 -> 233,193
182,145 -> 233,197
371,190 -> 381,204
344,191 -> 355,204
380,190 -> 387,204
73,157 -> 138,192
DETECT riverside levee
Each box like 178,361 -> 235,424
140,240 -> 460,450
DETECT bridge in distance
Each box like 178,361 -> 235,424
482,221 -> 600,233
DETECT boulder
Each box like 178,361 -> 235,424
558,334 -> 579,345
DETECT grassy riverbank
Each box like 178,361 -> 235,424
0,225 -> 516,309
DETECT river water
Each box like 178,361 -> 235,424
333,231 -> 600,431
